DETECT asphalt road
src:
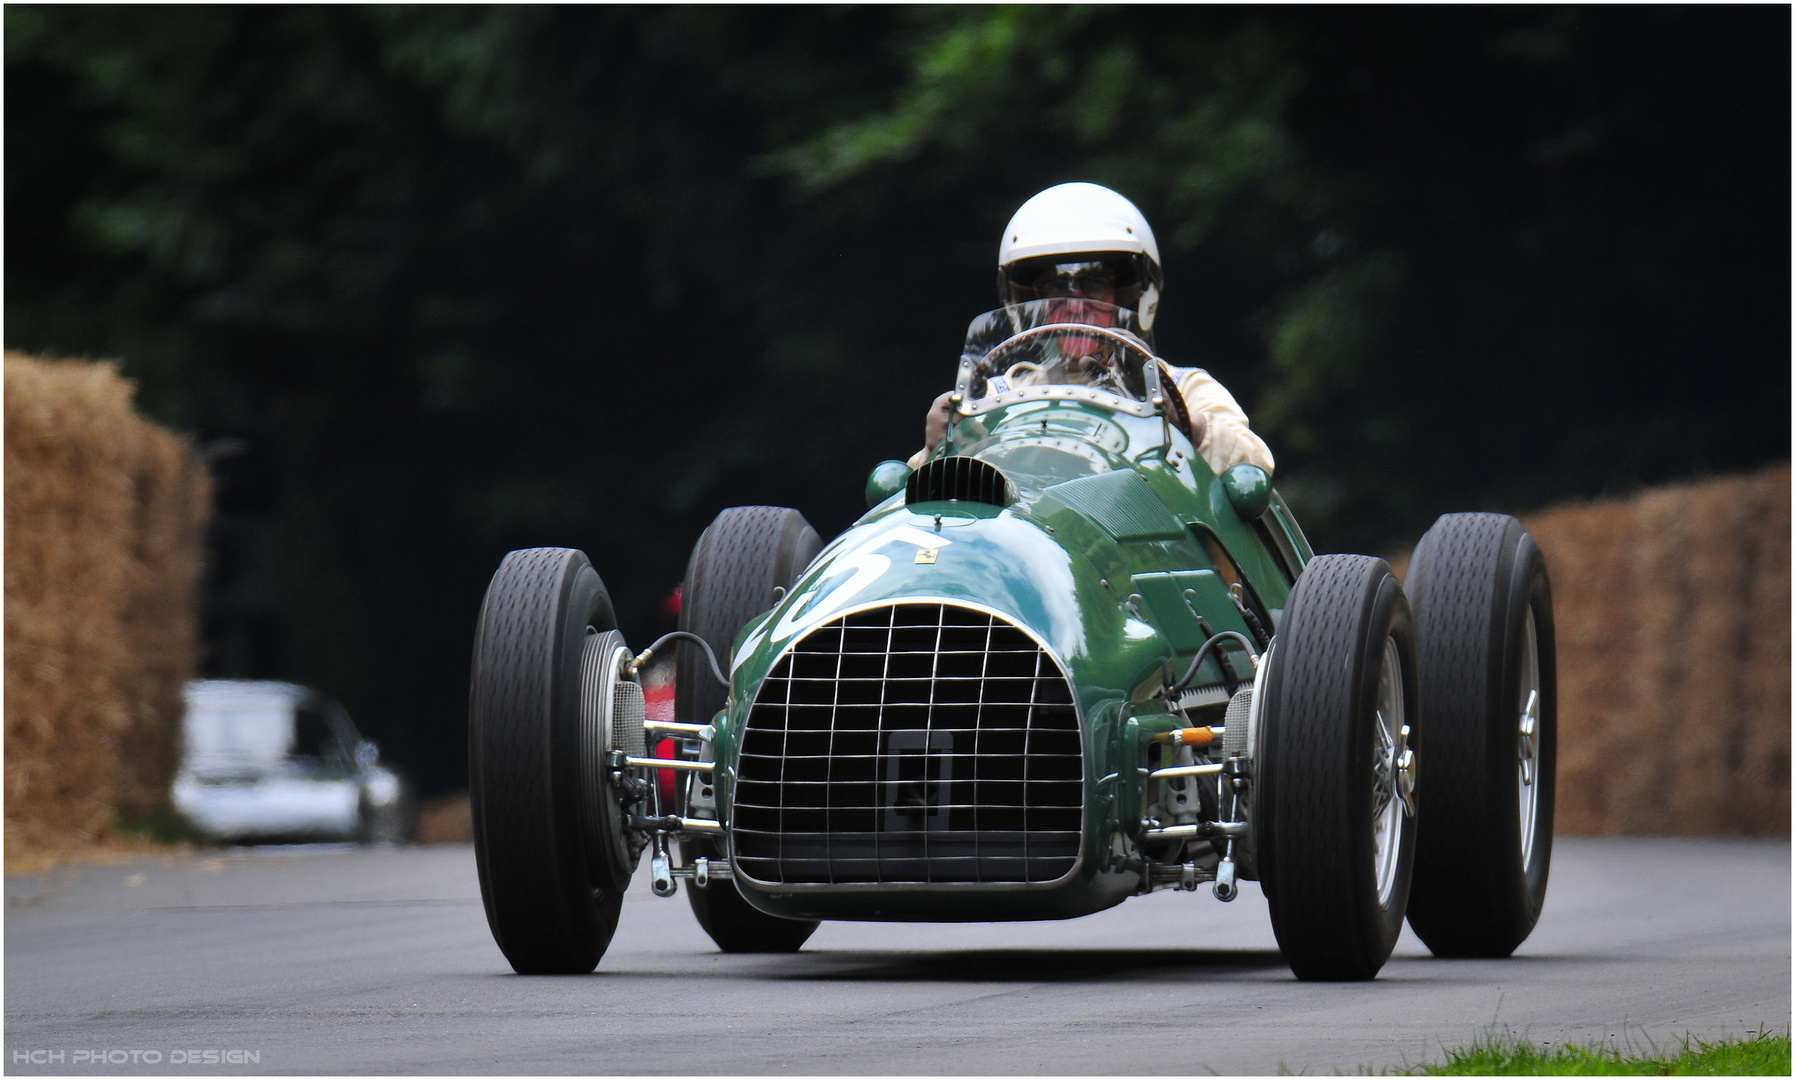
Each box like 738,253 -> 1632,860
5,838 -> 1787,1075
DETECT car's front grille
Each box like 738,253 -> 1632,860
732,602 -> 1083,886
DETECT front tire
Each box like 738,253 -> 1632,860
469,547 -> 628,974
1254,555 -> 1419,981
678,506 -> 823,953
1404,513 -> 1556,958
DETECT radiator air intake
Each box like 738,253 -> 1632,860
733,602 -> 1083,886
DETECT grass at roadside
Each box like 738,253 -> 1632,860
1410,1031 -> 1789,1075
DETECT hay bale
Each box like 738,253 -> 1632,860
4,353 -> 212,855
113,419 -> 212,816
1529,465 -> 1790,836
414,792 -> 473,844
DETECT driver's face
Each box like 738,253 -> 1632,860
1044,285 -> 1117,355
1047,295 -> 1113,360
1005,258 -> 1139,357
1025,262 -> 1122,332
1046,296 -> 1116,329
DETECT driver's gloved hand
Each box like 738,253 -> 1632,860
923,391 -> 955,454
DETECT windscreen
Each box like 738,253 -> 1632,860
959,298 -> 1158,407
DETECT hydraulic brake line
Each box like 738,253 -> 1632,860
1161,629 -> 1260,699
630,631 -> 730,687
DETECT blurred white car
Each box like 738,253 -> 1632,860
173,680 -> 412,843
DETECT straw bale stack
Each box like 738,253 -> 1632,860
1527,464 -> 1789,835
414,792 -> 474,844
4,353 -> 212,855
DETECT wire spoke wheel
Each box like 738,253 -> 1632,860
1517,610 -> 1542,871
1370,638 -> 1412,908
1255,554 -> 1419,981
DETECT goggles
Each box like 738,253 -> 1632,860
1002,255 -> 1145,303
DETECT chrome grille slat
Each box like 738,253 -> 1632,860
739,759 -> 1083,767
735,602 -> 1082,886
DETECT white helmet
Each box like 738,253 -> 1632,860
997,182 -> 1164,330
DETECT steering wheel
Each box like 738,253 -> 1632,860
1157,362 -> 1196,442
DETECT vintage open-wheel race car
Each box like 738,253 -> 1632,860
467,299 -> 1556,981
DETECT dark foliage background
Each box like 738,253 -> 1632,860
8,6 -> 1788,795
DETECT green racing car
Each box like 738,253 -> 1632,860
467,299 -> 1557,981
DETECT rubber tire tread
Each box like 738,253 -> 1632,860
1403,513 -> 1556,958
1255,554 -> 1418,981
678,506 -> 822,953
470,547 -> 623,974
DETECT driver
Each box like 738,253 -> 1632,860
913,182 -> 1274,478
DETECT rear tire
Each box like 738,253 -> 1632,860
1404,513 -> 1556,958
1255,555 -> 1419,981
679,507 -> 823,953
469,548 -> 627,974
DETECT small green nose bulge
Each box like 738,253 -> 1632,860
1222,463 -> 1271,520
866,460 -> 913,507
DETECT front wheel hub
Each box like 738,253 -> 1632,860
1518,689 -> 1541,785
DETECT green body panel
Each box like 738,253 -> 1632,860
718,397 -> 1304,922
1130,569 -> 1245,654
